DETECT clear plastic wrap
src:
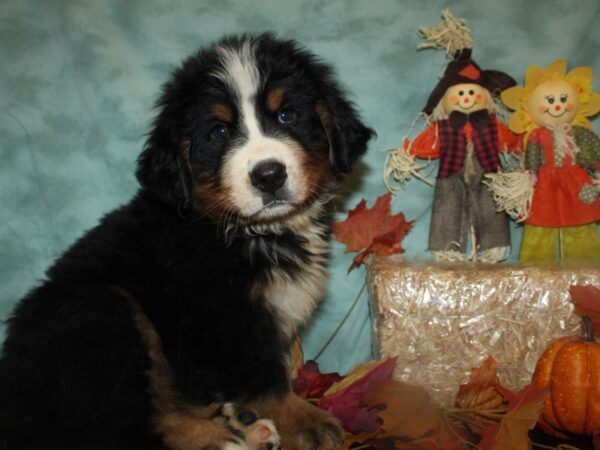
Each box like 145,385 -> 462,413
369,257 -> 600,406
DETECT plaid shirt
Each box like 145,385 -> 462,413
437,112 -> 500,178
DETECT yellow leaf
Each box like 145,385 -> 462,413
323,359 -> 387,396
288,335 -> 304,379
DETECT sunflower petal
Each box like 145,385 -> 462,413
583,92 -> 600,117
501,86 -> 526,111
545,59 -> 567,78
508,110 -> 531,135
524,64 -> 545,87
566,66 -> 593,83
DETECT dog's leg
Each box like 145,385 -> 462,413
248,392 -> 344,450
126,293 -> 279,450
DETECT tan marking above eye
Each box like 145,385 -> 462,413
267,87 -> 286,113
210,103 -> 233,123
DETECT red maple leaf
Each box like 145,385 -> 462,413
332,193 -> 413,271
320,358 -> 397,433
569,285 -> 600,335
291,360 -> 343,400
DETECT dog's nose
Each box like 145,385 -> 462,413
250,160 -> 287,195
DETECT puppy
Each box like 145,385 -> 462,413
0,33 -> 373,450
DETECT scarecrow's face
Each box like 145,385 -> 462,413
527,79 -> 579,127
442,83 -> 488,115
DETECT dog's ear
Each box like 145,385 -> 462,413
315,93 -> 374,174
136,123 -> 193,215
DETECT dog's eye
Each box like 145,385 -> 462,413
209,123 -> 229,141
277,108 -> 297,124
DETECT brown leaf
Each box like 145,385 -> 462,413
570,285 -> 600,335
362,379 -> 464,449
478,384 -> 548,450
455,356 -> 505,411
332,193 -> 413,271
338,430 -> 382,450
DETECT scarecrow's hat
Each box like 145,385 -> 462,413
418,10 -> 516,115
422,49 -> 516,114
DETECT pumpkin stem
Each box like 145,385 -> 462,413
582,316 -> 595,342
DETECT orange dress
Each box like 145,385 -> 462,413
526,127 -> 600,227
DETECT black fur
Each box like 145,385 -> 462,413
0,33 -> 373,449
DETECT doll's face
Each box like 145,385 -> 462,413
442,83 -> 488,115
527,79 -> 579,127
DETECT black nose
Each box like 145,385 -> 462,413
250,160 -> 287,195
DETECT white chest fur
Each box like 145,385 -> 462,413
259,219 -> 330,340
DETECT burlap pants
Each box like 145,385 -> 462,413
428,162 -> 510,253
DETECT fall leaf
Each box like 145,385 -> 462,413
363,379 -> 437,439
324,359 -> 392,397
288,336 -> 304,380
455,356 -> 505,411
570,285 -> 600,335
291,360 -> 343,400
363,379 -> 465,449
338,430 -> 383,450
320,358 -> 397,433
478,384 -> 548,450
332,193 -> 413,271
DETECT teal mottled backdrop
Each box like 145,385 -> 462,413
1,0 -> 599,373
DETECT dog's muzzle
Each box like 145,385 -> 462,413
250,160 -> 288,204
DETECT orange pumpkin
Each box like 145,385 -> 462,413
532,316 -> 600,435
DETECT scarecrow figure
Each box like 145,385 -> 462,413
386,11 -> 521,262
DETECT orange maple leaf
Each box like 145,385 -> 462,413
569,285 -> 600,335
332,193 -> 413,271
455,356 -> 505,411
362,379 -> 466,449
478,384 -> 548,450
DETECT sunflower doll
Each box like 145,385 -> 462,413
500,60 -> 600,261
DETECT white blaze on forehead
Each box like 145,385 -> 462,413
214,41 -> 262,138
214,40 -> 309,218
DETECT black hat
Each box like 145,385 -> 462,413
423,49 -> 516,115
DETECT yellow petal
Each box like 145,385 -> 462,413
501,86 -> 526,111
566,66 -> 593,83
508,110 -> 531,135
583,92 -> 600,117
572,115 -> 593,130
525,65 -> 545,87
545,59 -> 567,78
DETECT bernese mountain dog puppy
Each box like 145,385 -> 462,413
0,33 -> 373,450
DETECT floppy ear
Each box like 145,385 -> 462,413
136,124 -> 193,214
315,94 -> 375,174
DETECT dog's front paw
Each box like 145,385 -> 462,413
278,403 -> 344,450
156,403 -> 279,450
216,403 -> 280,450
